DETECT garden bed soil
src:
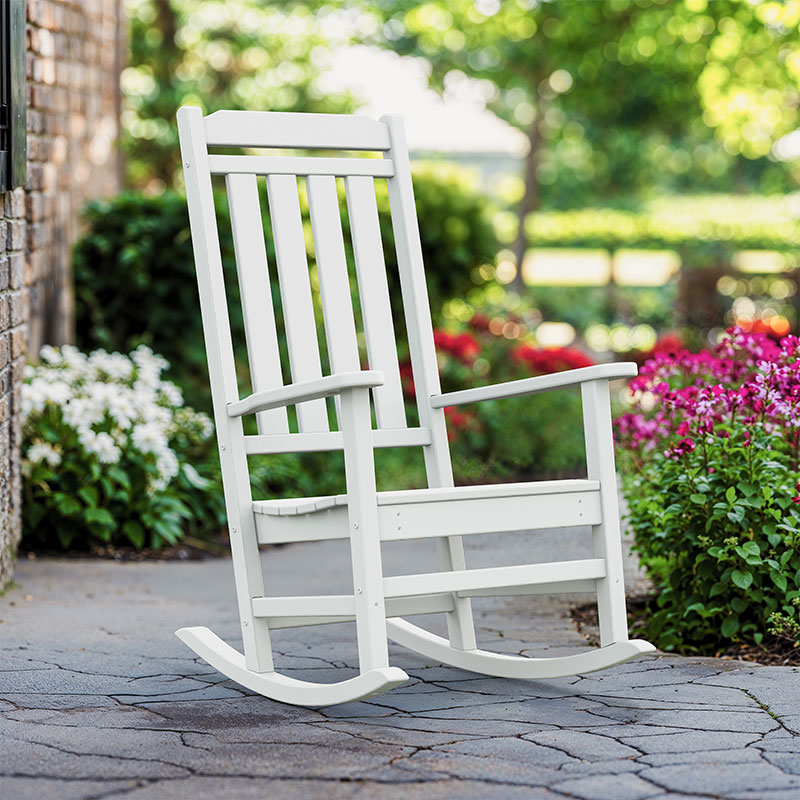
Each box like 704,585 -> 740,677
571,595 -> 800,667
19,535 -> 229,563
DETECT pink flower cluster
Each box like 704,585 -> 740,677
615,328 -> 800,461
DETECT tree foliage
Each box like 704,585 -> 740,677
361,0 -> 800,282
123,0 -> 358,188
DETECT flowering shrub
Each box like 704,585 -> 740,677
22,345 -> 224,551
616,328 -> 800,652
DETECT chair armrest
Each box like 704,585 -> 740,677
430,363 -> 638,409
227,371 -> 384,418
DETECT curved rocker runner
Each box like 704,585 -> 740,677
176,106 -> 656,708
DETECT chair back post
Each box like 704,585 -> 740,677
382,114 -> 477,651
177,106 -> 272,672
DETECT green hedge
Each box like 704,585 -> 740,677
523,195 -> 800,268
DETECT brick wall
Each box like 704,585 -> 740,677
0,0 -> 124,589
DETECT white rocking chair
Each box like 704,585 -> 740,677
176,106 -> 655,707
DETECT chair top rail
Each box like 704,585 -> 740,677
208,155 -> 395,178
204,110 -> 392,150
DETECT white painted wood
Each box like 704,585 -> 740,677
209,155 -> 394,177
431,363 -> 639,408
266,594 -> 456,630
307,175 -> 361,396
265,173 -> 328,432
341,386 -> 392,671
226,173 -> 288,435
582,379 -> 630,646
345,175 -> 406,429
243,427 -> 432,455
227,371 -> 383,418
252,595 -> 356,619
384,559 -> 606,600
382,113 -> 477,651
176,627 -> 407,705
254,490 -> 600,545
204,110 -> 392,150
178,107 -> 273,674
253,483 -> 599,545
177,105 -> 653,706
386,620 -> 656,680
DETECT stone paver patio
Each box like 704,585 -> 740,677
2,528 -> 800,799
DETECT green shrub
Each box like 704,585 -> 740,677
616,329 -> 800,652
21,344 -> 224,551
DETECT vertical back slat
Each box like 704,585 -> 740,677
265,174 -> 329,432
227,173 -> 289,435
345,176 -> 407,429
306,175 -> 360,374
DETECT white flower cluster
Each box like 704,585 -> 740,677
22,344 -> 213,492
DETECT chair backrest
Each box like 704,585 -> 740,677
177,107 -> 453,483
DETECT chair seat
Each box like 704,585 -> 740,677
253,479 -> 599,517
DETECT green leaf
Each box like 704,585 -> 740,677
721,616 -> 740,638
77,486 -> 98,507
731,570 -> 753,590
182,463 -> 209,490
725,486 -> 737,504
768,532 -> 783,548
86,507 -> 115,527
771,571 -> 788,592
690,493 -> 707,505
123,521 -> 145,550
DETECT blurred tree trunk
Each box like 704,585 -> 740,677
151,0 -> 182,185
511,100 -> 546,293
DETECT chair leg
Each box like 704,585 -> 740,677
436,536 -> 478,650
581,379 -> 630,646
340,387 -> 392,671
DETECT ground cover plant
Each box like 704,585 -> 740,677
616,328 -> 800,653
21,345 -> 224,551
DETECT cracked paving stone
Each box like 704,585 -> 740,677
4,545 -> 800,799
761,752 -> 800,775
619,730 -> 763,754
391,747 -> 567,786
638,762 -> 800,795
587,705 -> 779,733
97,777 -> 566,800
432,735 -> 581,768
0,777 -> 139,800
639,748 -> 767,767
553,772 -> 664,799
521,728 -> 640,761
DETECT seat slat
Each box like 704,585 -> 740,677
383,559 -> 606,600
266,174 -> 328,432
253,482 -> 602,544
226,174 -> 288,434
346,176 -> 407,429
204,110 -> 392,150
254,479 -> 599,514
209,155 -> 394,177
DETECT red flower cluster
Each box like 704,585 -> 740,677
511,344 -> 595,376
433,331 -> 481,364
